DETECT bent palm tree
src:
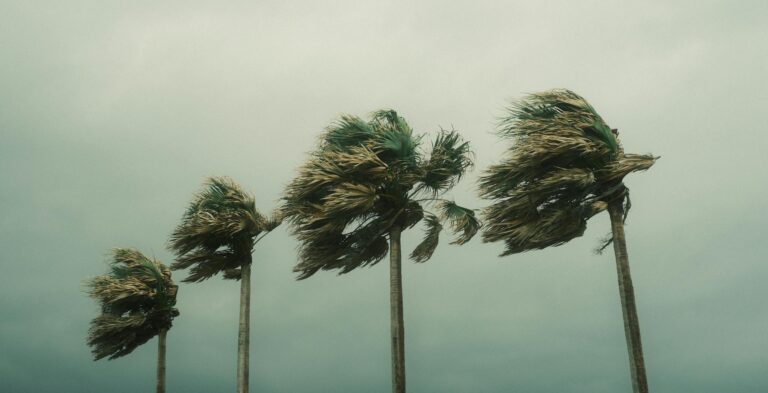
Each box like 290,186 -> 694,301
86,248 -> 179,393
282,110 -> 480,393
480,89 -> 657,393
168,177 -> 280,393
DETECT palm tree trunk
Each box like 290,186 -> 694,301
389,225 -> 406,393
237,260 -> 252,393
608,203 -> 649,393
156,328 -> 167,393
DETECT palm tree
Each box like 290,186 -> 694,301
168,176 -> 280,393
282,110 -> 480,393
479,89 -> 657,393
86,248 -> 179,393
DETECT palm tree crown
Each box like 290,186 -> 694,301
480,89 -> 657,254
86,248 -> 179,360
282,109 -> 480,279
168,177 -> 281,282
168,176 -> 280,393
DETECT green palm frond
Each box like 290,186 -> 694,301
410,213 -> 442,263
437,201 -> 481,245
169,177 -> 279,282
86,248 -> 178,361
372,110 -> 420,168
481,89 -> 656,255
283,109 -> 476,278
419,129 -> 473,194
322,115 -> 377,151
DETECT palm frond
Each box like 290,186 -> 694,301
171,247 -> 240,283
169,177 -> 267,253
483,200 -> 607,255
321,115 -> 377,151
321,183 -> 379,217
87,313 -> 149,360
402,201 -> 424,229
222,268 -> 242,280
409,213 -> 442,262
264,209 -> 284,232
372,111 -> 420,170
292,216 -> 391,279
597,153 -> 658,183
419,129 -> 473,194
437,201 -> 481,245
501,89 -> 618,154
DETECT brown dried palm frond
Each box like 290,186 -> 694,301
168,177 -> 280,282
480,89 -> 657,255
85,248 -> 178,360
283,110 -> 479,279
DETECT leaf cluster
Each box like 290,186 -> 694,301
168,177 -> 281,282
85,248 -> 178,360
480,89 -> 656,255
283,110 -> 480,278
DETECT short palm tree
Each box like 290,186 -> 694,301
282,110 -> 480,393
86,248 -> 179,393
168,177 -> 280,393
479,89 -> 657,393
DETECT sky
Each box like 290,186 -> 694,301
1,1 -> 767,392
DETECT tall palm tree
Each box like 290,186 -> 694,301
282,110 -> 480,393
168,177 -> 280,393
479,89 -> 657,393
86,248 -> 179,393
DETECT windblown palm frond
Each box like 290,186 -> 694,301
169,177 -> 280,282
410,213 -> 442,263
86,248 -> 178,361
419,130 -> 473,195
480,89 -> 657,255
438,200 -> 481,245
283,110 -> 478,278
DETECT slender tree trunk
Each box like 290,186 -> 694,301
608,203 -> 649,393
237,259 -> 252,393
156,328 -> 167,393
389,226 -> 406,393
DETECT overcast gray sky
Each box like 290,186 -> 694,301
1,1 -> 767,392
